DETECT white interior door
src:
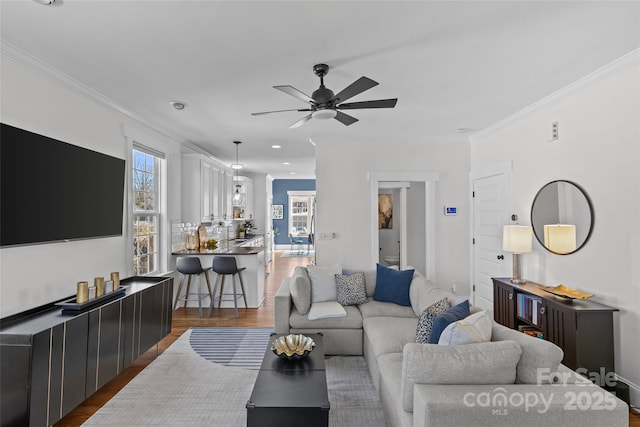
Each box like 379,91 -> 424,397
471,167 -> 511,311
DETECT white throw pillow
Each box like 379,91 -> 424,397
438,310 -> 492,345
307,301 -> 347,320
307,263 -> 341,303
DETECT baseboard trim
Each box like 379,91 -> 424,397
616,373 -> 640,410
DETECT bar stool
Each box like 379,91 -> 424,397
210,256 -> 247,318
173,257 -> 213,317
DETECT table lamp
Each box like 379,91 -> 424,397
502,225 -> 533,284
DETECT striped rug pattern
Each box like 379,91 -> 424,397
189,327 -> 274,369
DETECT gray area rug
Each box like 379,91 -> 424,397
83,328 -> 386,426
189,327 -> 274,369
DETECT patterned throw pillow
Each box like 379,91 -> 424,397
335,272 -> 367,306
415,297 -> 449,343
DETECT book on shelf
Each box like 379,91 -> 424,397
518,325 -> 544,339
516,293 -> 542,327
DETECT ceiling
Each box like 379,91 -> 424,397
1,1 -> 638,178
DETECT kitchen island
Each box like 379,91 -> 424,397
172,235 -> 265,309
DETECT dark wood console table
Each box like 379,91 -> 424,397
492,277 -> 618,375
0,276 -> 173,427
246,333 -> 330,427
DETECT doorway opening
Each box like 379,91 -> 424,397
369,172 -> 439,280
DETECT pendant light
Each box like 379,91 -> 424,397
232,141 -> 243,205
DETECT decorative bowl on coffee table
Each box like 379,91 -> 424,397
271,334 -> 316,360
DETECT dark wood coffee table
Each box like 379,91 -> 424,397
246,333 -> 329,427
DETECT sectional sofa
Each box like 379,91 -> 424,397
274,266 -> 629,427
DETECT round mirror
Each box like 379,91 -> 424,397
530,180 -> 594,255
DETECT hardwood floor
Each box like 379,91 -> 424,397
55,251 -> 640,426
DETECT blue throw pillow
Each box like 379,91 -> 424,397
372,264 -> 414,306
428,299 -> 471,344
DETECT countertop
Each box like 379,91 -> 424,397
172,235 -> 264,256
172,246 -> 264,255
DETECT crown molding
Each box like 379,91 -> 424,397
1,40 -> 199,150
473,48 -> 640,140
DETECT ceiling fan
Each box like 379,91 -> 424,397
252,63 -> 398,129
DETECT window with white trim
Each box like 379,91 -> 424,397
288,191 -> 315,236
132,148 -> 162,275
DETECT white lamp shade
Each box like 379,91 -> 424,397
544,224 -> 577,254
502,225 -> 533,254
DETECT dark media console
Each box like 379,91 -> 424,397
0,276 -> 173,427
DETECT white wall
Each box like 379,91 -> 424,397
314,137 -> 470,292
406,181 -> 426,273
471,60 -> 640,405
0,55 -> 183,317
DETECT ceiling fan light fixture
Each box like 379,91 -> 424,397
312,109 -> 337,120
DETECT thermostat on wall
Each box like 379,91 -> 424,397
444,206 -> 457,216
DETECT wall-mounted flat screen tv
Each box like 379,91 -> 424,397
1,123 -> 126,247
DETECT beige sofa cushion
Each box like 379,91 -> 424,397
409,273 -> 455,317
290,266 -> 311,314
401,340 -> 522,412
358,299 -> 416,319
363,317 -> 418,360
491,322 -> 564,384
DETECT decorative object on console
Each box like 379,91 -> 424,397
543,224 -> 577,254
111,271 -> 120,290
502,225 -> 532,284
536,284 -> 593,300
76,281 -> 89,304
373,263 -> 414,306
95,276 -> 105,297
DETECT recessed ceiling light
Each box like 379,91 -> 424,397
272,145 -> 282,149
169,101 -> 186,110
289,172 -> 296,175
282,162 -> 291,165
33,0 -> 55,5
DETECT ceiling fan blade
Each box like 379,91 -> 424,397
288,114 -> 313,129
331,76 -> 378,104
274,85 -> 315,105
334,111 -> 359,126
251,108 -> 311,116
337,98 -> 398,110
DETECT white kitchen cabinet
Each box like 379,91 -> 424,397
182,154 -> 232,223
